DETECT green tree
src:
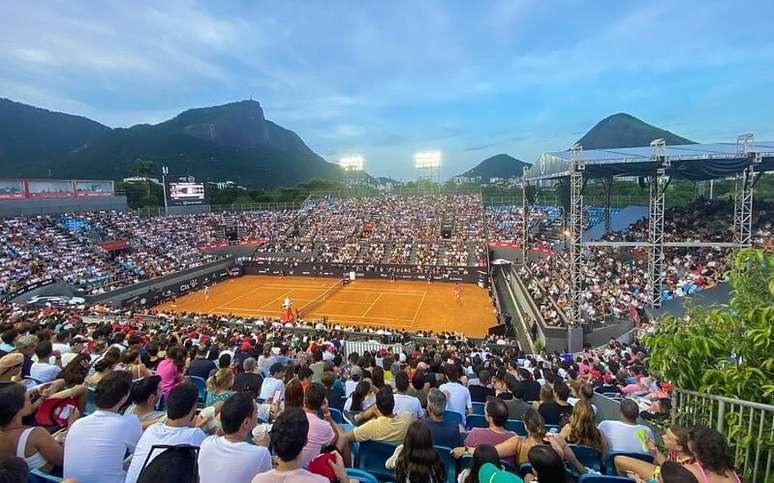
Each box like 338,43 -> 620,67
129,158 -> 156,202
643,248 -> 774,403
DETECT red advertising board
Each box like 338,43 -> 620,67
0,179 -> 114,200
0,179 -> 26,200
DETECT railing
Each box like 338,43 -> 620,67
671,388 -> 774,482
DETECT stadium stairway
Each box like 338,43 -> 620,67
583,205 -> 649,241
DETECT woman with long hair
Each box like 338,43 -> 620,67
386,421 -> 446,483
683,426 -> 741,483
494,408 -> 546,465
156,345 -> 186,399
458,444 -> 501,483
0,384 -> 65,474
40,353 -> 91,413
344,380 -> 373,412
283,377 -> 304,409
559,399 -> 606,454
615,425 -> 693,480
205,368 -> 234,407
371,366 -> 385,389
85,347 -> 120,388
121,347 -> 152,380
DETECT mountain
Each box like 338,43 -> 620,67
0,98 -> 111,175
576,113 -> 694,149
0,99 -> 343,188
458,153 -> 531,180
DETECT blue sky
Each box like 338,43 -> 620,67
2,1 -> 774,180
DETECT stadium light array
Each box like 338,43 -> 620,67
413,150 -> 442,169
339,156 -> 365,171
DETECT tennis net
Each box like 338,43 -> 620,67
298,279 -> 345,318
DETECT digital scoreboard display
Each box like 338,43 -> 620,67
166,176 -> 207,206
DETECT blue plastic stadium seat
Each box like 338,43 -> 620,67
570,445 -> 603,473
465,414 -> 488,430
317,407 -> 345,425
578,474 -> 634,483
28,469 -> 63,482
355,440 -> 398,480
444,410 -> 463,426
472,401 -> 485,415
504,419 -> 526,435
85,386 -> 96,415
189,376 -> 207,403
434,445 -> 459,483
345,468 -> 379,483
606,452 -> 653,475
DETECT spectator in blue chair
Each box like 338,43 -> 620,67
386,421 -> 446,483
522,434 -> 596,482
259,363 -> 286,404
300,383 -> 339,467
457,444 -> 501,483
559,399 -> 606,456
439,364 -> 472,424
468,369 -> 496,403
344,380 -> 375,414
124,375 -> 166,429
187,346 -> 216,381
493,408 -> 545,466
615,425 -> 693,481
253,407 -> 348,483
233,358 -> 263,397
321,371 -> 345,413
125,382 -> 206,483
454,397 -> 517,467
0,383 -> 65,475
63,370 -> 142,483
597,398 -> 654,454
393,371 -> 423,419
421,388 -> 465,449
198,392 -> 271,483
338,386 -> 413,452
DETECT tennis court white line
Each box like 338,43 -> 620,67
409,291 -> 426,329
361,293 -> 383,318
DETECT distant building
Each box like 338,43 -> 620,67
207,180 -> 247,190
122,176 -> 161,184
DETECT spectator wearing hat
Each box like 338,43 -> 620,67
0,353 -> 24,389
345,366 -> 363,397
13,335 -> 37,379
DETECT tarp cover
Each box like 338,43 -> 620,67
526,142 -> 774,181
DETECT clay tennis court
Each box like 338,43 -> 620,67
153,275 -> 496,337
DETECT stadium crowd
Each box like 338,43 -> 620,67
520,199 -> 773,326
0,300 -> 746,482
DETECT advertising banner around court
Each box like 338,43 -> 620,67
242,259 -> 488,285
125,265 -> 242,308
1,279 -> 56,303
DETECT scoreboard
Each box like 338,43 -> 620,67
166,176 -> 207,206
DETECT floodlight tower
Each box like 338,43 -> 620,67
414,150 -> 442,193
339,156 -> 365,188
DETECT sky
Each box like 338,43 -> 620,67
2,1 -> 774,180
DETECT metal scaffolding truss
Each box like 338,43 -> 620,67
734,162 -> 756,246
521,166 -> 530,265
647,139 -> 668,308
568,145 -> 584,327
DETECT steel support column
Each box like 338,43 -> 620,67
568,159 -> 584,327
733,162 -> 755,247
603,177 -> 613,234
521,181 -> 529,265
647,139 -> 668,308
